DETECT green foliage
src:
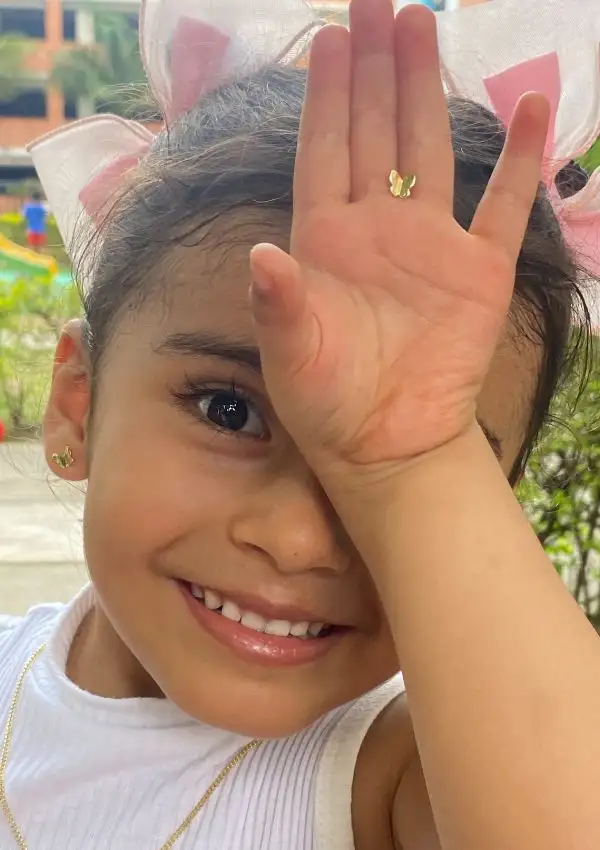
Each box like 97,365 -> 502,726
580,137 -> 600,174
50,13 -> 156,119
0,213 -> 23,227
0,212 -> 68,266
519,340 -> 600,627
0,276 -> 80,436
0,34 -> 31,101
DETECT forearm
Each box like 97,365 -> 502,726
325,427 -> 600,850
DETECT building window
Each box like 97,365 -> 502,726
0,89 -> 47,118
63,10 -> 76,42
0,8 -> 45,39
64,97 -> 78,119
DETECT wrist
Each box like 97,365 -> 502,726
316,420 -> 487,499
316,422 -> 518,587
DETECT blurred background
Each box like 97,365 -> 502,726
0,0 -> 599,622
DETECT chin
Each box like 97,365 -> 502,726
163,674 -> 345,739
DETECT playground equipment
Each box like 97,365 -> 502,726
0,233 -> 57,279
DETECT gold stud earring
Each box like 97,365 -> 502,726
51,446 -> 75,470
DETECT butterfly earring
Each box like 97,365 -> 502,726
51,447 -> 75,470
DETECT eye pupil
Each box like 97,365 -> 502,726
207,393 -> 248,431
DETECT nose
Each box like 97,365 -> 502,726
229,469 -> 350,577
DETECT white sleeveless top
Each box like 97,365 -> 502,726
0,587 -> 404,849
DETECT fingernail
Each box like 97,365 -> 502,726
251,268 -> 275,304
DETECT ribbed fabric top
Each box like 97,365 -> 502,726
0,588 -> 404,849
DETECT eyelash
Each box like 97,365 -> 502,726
172,376 -> 269,440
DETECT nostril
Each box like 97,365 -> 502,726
229,506 -> 349,574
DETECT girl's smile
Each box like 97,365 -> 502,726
180,581 -> 347,667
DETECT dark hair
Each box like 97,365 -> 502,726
31,191 -> 43,202
555,161 -> 589,199
82,65 -> 592,483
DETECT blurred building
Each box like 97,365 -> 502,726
0,0 -> 138,195
0,0 -> 488,195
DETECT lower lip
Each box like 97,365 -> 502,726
180,584 -> 342,668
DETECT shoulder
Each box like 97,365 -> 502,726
353,695 -> 441,850
0,602 -> 65,655
356,690 -> 416,783
352,693 -> 416,850
0,614 -> 21,635
313,674 -> 406,850
392,750 -> 441,850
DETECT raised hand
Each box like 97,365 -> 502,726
250,0 -> 549,470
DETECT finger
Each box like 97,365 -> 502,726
394,5 -> 454,210
250,244 -> 319,379
293,25 -> 351,213
349,0 -> 397,200
470,93 -> 550,264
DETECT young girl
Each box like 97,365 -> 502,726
2,0 -> 600,847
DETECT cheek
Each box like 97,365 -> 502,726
82,388 -> 250,579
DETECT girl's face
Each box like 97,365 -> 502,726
47,213 -> 539,738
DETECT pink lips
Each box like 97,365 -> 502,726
180,583 -> 342,668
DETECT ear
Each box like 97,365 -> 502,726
43,319 -> 91,482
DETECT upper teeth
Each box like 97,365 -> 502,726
190,585 -> 327,638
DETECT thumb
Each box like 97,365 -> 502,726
249,243 -> 320,382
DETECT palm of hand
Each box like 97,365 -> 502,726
251,1 -> 548,469
290,197 -> 513,464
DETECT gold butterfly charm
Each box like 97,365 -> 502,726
51,446 -> 75,470
389,170 -> 417,199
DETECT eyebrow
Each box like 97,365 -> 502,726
156,331 -> 503,458
156,331 -> 263,373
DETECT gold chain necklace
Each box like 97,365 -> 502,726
0,644 -> 262,850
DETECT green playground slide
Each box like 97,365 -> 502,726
0,233 -> 58,278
